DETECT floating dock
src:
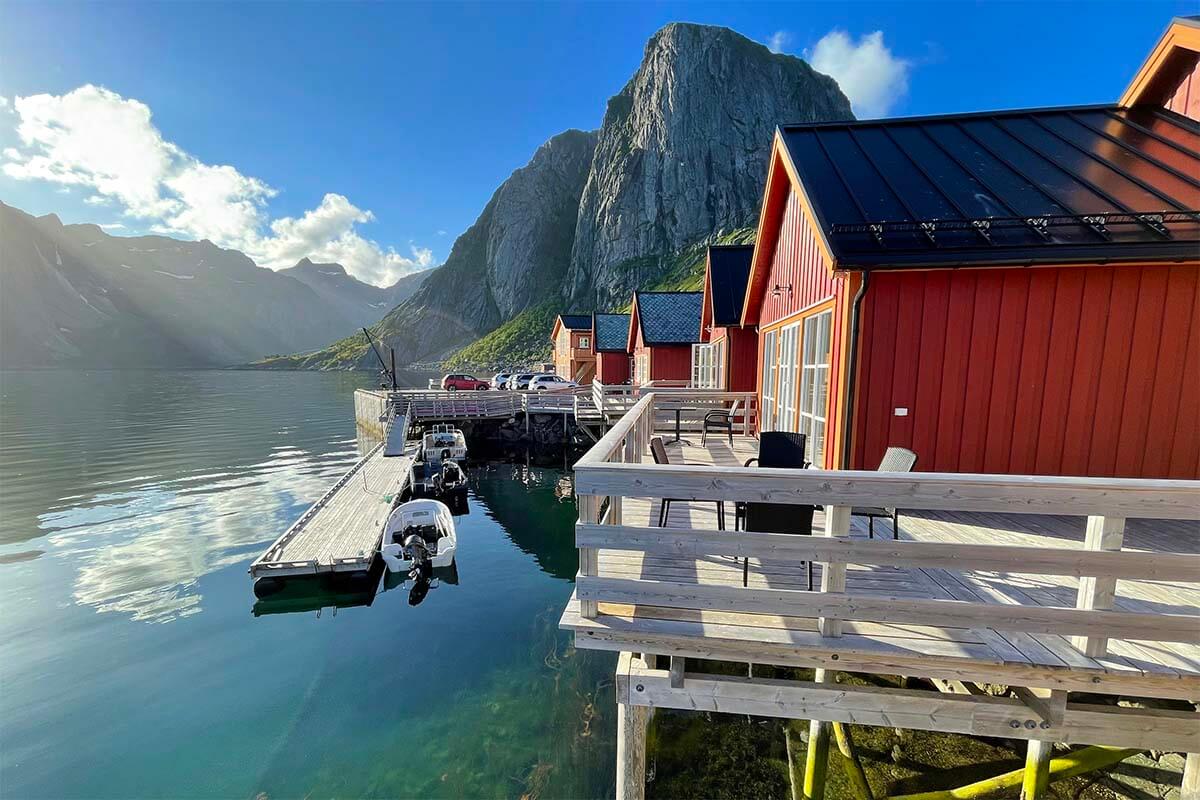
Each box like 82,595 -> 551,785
250,439 -> 415,579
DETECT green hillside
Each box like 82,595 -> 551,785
445,228 -> 755,370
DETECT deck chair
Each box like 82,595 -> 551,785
650,437 -> 725,530
851,447 -> 918,539
701,399 -> 742,446
736,431 -> 814,589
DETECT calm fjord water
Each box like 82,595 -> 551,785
0,370 -> 615,799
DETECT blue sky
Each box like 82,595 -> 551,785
0,1 -> 1190,285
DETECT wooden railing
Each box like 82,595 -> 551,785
572,393 -> 1200,661
590,382 -> 757,432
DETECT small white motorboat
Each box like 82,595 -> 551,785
380,499 -> 457,575
422,424 -> 467,466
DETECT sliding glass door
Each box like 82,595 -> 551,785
759,329 -> 778,431
798,310 -> 833,466
775,322 -> 800,432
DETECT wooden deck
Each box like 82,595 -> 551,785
249,442 -> 414,578
563,429 -> 1200,707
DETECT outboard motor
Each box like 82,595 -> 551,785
402,528 -> 432,569
440,459 -> 465,493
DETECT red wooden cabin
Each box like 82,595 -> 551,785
627,292 -> 703,385
741,28 -> 1200,478
550,314 -> 595,384
696,244 -> 758,391
592,313 -> 631,384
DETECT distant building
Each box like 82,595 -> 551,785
627,292 -> 704,386
592,313 -> 632,384
550,314 -> 595,383
741,24 -> 1200,477
696,244 -> 757,392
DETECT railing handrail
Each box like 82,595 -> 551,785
572,392 -> 1200,520
577,393 -> 656,466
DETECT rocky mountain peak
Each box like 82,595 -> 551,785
564,22 -> 853,309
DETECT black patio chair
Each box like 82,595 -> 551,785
735,431 -> 814,589
701,399 -> 742,447
650,437 -> 725,530
851,447 -> 918,539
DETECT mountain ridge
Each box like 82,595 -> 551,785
0,201 -> 424,367
266,22 -> 852,372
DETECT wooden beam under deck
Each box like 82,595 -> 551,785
614,660 -> 1200,753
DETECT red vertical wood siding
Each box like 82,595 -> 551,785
1165,53 -> 1200,121
725,327 -> 759,392
650,345 -> 693,382
758,190 -> 838,328
596,351 -> 630,384
852,265 -> 1200,478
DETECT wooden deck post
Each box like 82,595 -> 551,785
617,653 -> 650,800
1071,515 -> 1126,657
1020,739 -> 1053,800
819,506 -> 850,636
579,494 -> 599,618
804,672 -> 832,800
1183,752 -> 1200,800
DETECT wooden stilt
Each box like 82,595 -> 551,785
891,746 -> 1139,800
1183,752 -> 1200,800
616,700 -> 650,800
833,722 -> 873,800
1020,739 -> 1052,800
786,725 -> 802,800
803,718 -> 831,800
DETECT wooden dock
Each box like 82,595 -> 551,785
250,440 -> 415,579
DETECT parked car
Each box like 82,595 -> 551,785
491,372 -> 512,390
441,373 -> 489,391
529,374 -> 578,392
506,373 -> 537,391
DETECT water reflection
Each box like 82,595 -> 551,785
0,371 -> 617,800
1,370 -> 370,622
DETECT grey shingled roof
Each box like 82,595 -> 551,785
635,292 -> 703,345
593,313 -> 631,352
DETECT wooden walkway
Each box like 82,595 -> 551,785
564,436 -> 1200,700
250,442 -> 414,578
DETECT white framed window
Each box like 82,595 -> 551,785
579,336 -> 590,349
774,322 -> 800,433
760,329 -> 778,431
634,352 -> 650,385
798,310 -> 833,467
690,343 -> 720,389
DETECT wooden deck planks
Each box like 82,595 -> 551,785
580,436 -> 1200,685
251,443 -> 414,576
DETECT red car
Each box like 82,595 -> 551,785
441,373 -> 489,391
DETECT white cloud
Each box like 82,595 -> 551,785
767,30 -> 792,54
0,96 -> 9,110
98,222 -> 125,230
809,30 -> 910,118
1,84 -> 432,285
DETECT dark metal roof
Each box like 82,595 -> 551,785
707,245 -> 754,326
778,105 -> 1200,269
635,292 -> 703,345
557,314 -> 592,331
593,313 -> 631,352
